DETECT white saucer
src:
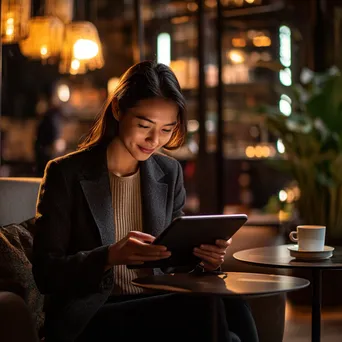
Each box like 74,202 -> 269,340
287,245 -> 335,260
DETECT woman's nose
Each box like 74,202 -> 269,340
146,130 -> 159,146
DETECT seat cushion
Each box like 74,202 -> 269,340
0,291 -> 40,342
0,222 -> 45,331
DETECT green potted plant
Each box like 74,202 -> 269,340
262,67 -> 342,243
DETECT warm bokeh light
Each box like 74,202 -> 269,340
1,0 -> 31,44
279,210 -> 290,222
228,50 -> 245,64
59,21 -> 104,74
6,18 -> 14,36
187,120 -> 200,133
253,35 -> 272,47
279,190 -> 288,202
73,39 -> 99,60
261,146 -> 270,158
254,145 -> 263,158
40,45 -> 48,56
287,190 -> 295,203
187,2 -> 198,11
55,138 -> 67,153
232,38 -> 246,47
245,145 -> 274,159
19,16 -> 64,60
205,0 -> 216,8
245,146 -> 255,158
71,59 -> 80,70
171,16 -> 189,24
57,84 -> 70,102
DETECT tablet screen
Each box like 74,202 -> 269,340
128,214 -> 248,269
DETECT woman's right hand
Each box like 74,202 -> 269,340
107,231 -> 171,266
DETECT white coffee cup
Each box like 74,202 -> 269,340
289,225 -> 326,251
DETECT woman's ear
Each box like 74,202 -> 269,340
111,97 -> 121,121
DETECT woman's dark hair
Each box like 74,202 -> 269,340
79,60 -> 187,150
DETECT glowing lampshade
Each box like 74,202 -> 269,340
19,16 -> 64,60
73,39 -> 99,60
59,21 -> 104,75
45,0 -> 74,24
1,0 -> 31,44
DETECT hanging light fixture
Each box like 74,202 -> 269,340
1,0 -> 31,44
19,16 -> 64,60
18,0 -> 72,61
59,21 -> 104,75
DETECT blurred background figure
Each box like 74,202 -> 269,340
34,85 -> 63,177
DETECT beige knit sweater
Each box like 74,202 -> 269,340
109,169 -> 150,295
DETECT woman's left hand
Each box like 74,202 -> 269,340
193,238 -> 232,271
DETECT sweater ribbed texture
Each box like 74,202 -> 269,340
109,169 -> 150,295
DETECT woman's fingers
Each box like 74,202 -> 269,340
216,238 -> 232,248
127,231 -> 156,243
193,247 -> 224,259
198,244 -> 226,254
128,252 -> 171,262
193,247 -> 225,268
128,237 -> 168,255
193,251 -> 222,267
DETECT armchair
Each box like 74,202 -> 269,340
0,177 -> 42,342
0,177 -> 287,342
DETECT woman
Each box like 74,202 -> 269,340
32,60 -> 258,342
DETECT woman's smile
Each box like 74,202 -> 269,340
138,146 -> 155,154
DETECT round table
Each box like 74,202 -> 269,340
132,271 -> 309,342
233,244 -> 342,342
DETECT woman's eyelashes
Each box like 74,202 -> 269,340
138,123 -> 172,133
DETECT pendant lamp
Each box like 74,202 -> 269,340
19,16 -> 64,60
1,0 -> 31,44
59,21 -> 104,75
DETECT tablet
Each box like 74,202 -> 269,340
127,214 -> 248,269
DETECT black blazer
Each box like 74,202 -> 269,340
32,145 -> 186,342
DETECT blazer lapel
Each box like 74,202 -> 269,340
79,147 -> 115,246
140,156 -> 168,237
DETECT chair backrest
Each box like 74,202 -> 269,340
0,177 -> 42,226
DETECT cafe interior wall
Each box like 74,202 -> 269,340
1,0 -> 342,218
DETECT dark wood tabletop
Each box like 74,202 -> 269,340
132,272 -> 310,297
233,244 -> 342,269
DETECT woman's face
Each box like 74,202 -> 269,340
117,97 -> 179,161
